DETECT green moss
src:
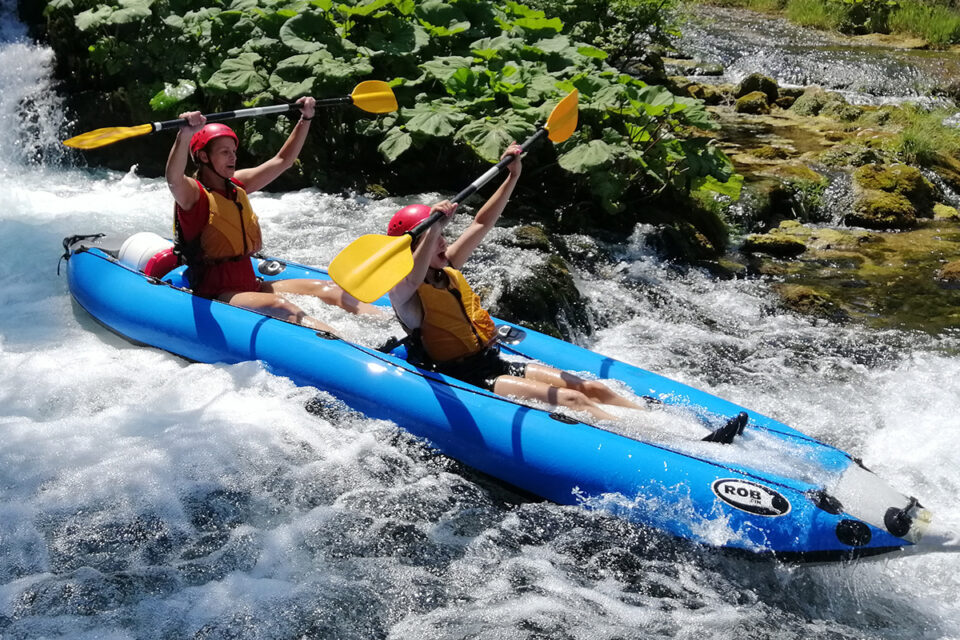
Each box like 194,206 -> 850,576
735,91 -> 771,114
741,232 -> 808,257
848,189 -> 917,229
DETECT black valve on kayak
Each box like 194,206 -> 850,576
258,259 -> 286,276
884,496 -> 922,538
496,324 -> 526,345
807,489 -> 844,515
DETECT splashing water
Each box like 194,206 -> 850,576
1,8 -> 960,640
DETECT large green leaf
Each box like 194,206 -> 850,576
149,79 -> 197,111
470,35 -> 523,60
420,56 -> 475,82
279,11 -> 331,53
403,102 -> 467,137
75,6 -> 113,31
378,127 -> 413,162
364,15 -> 429,56
205,52 -> 269,93
270,52 -> 327,98
454,114 -> 531,163
415,0 -> 470,36
558,139 -> 618,174
692,173 -> 743,199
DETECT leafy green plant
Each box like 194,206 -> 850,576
44,0 -> 737,235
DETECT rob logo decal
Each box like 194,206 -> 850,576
712,479 -> 791,517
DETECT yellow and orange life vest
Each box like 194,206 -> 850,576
196,182 -> 262,261
412,267 -> 497,363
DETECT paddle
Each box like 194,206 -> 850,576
328,90 -> 579,303
62,80 -> 398,150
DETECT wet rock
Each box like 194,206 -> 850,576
491,255 -> 590,340
853,163 -> 935,216
735,73 -> 779,103
848,189 -> 916,229
748,145 -> 790,160
741,230 -> 807,257
779,87 -> 806,99
789,88 -> 831,116
820,99 -> 863,122
685,83 -> 725,105
934,203 -> 960,220
509,225 -> 552,251
735,91 -> 770,115
773,284 -> 848,321
775,96 -> 797,109
938,260 -> 960,284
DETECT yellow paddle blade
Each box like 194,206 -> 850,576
351,80 -> 398,114
545,89 -> 578,143
62,123 -> 154,150
328,233 -> 414,303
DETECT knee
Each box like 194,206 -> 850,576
583,380 -> 613,396
265,298 -> 302,322
558,388 -> 592,410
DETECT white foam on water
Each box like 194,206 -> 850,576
2,8 -> 960,639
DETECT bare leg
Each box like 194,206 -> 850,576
492,374 -> 618,421
219,290 -> 338,334
264,279 -> 385,316
524,363 -> 643,410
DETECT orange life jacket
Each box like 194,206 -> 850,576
198,182 -> 262,261
412,267 -> 497,363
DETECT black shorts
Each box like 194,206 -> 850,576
433,347 -> 527,391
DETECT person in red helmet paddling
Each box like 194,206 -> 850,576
165,96 -> 382,333
386,142 -> 643,422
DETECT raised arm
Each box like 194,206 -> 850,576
388,201 -> 457,308
235,96 -> 315,193
165,111 -> 205,210
446,142 -> 522,270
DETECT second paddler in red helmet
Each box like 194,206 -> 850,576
386,142 -> 643,422
165,97 -> 382,333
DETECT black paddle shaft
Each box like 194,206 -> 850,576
150,101 -> 325,132
407,127 -> 549,240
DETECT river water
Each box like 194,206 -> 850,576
677,4 -> 960,105
2,7 -> 960,640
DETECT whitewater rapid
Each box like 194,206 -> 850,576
1,7 -> 960,640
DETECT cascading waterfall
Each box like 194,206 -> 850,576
1,5 -> 959,640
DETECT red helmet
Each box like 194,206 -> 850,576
387,204 -> 431,236
189,123 -> 239,160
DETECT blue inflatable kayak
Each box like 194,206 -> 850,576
61,232 -> 959,563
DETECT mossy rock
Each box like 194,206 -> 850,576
819,143 -> 888,168
853,163 -> 935,215
775,96 -> 797,109
686,83 -> 724,105
821,99 -> 863,122
491,255 -> 590,340
735,91 -> 770,115
934,203 -> 960,220
741,232 -> 807,257
749,145 -> 790,160
648,221 -> 719,260
365,183 -> 389,199
773,284 -> 848,321
735,73 -> 779,102
790,88 -> 830,116
938,260 -> 960,283
509,225 -> 552,251
779,86 -> 806,99
847,189 -> 916,229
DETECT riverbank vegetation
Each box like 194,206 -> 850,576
702,0 -> 960,46
25,0 -> 737,251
